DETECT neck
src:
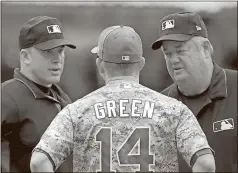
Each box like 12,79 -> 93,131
178,66 -> 214,97
105,75 -> 139,84
20,68 -> 52,88
177,61 -> 214,97
178,83 -> 209,96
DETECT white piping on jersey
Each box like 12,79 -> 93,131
222,69 -> 228,97
15,78 -> 37,98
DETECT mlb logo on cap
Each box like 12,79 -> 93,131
47,25 -> 61,34
162,20 -> 175,30
196,25 -> 202,31
122,56 -> 130,61
213,118 -> 234,132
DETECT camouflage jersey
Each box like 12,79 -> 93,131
33,77 -> 212,172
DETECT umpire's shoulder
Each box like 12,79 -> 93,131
224,68 -> 237,81
143,85 -> 183,109
2,78 -> 18,90
223,68 -> 237,102
161,84 -> 174,96
2,78 -> 26,97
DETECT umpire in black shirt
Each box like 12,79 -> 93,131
151,11 -> 237,172
1,16 -> 76,172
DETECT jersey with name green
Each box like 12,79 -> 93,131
33,79 -> 211,172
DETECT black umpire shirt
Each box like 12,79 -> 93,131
161,63 -> 237,172
1,68 -> 73,172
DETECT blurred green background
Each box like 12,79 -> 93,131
1,2 -> 237,101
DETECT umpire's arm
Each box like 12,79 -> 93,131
1,90 -> 19,172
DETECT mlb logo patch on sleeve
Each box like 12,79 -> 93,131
213,118 -> 234,132
47,25 -> 61,34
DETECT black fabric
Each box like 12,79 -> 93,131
1,68 -> 72,172
161,64 -> 237,172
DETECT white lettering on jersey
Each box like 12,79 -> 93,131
94,102 -> 106,119
106,100 -> 117,118
143,101 -> 155,118
131,99 -> 142,117
94,100 -> 155,119
120,99 -> 129,117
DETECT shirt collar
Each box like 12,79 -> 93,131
208,63 -> 227,99
14,68 -> 60,102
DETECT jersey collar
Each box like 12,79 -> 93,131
14,68 -> 65,103
106,76 -> 139,84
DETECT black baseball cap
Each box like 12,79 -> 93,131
152,12 -> 208,50
19,16 -> 76,50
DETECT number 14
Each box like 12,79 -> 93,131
96,127 -> 155,172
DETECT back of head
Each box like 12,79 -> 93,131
91,25 -> 144,77
92,25 -> 143,63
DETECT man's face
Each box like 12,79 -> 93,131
161,39 -> 209,85
28,46 -> 65,86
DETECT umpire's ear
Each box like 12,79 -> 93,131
19,48 -> 31,65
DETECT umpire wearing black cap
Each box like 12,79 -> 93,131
1,16 -> 76,172
152,11 -> 237,172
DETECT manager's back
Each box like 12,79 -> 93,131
34,79 -> 213,172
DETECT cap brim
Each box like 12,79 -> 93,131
91,46 -> 99,54
34,39 -> 76,50
152,34 -> 193,50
